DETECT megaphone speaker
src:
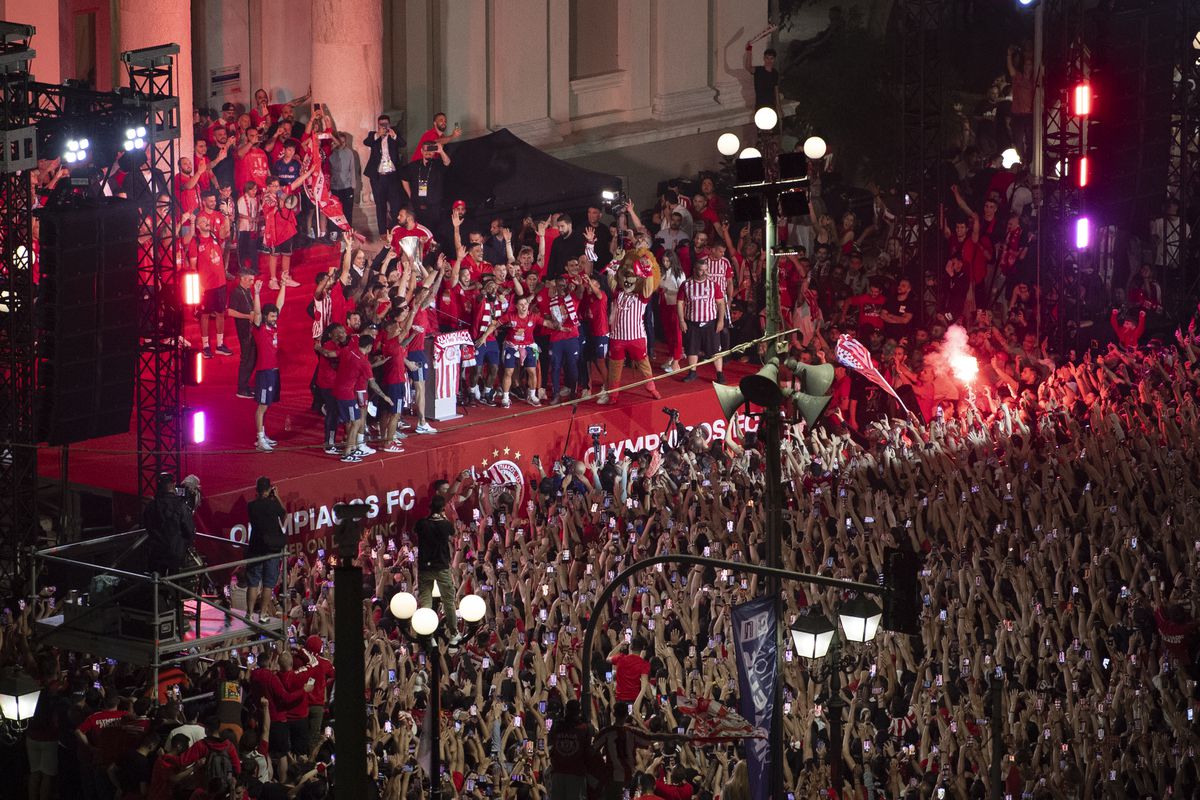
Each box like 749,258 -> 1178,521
740,362 -> 783,406
713,382 -> 746,421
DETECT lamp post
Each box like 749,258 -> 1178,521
389,586 -> 486,800
713,117 -> 826,800
0,666 -> 41,744
790,594 -> 883,796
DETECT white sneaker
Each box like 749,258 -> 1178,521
500,394 -> 511,408
537,388 -> 547,401
268,278 -> 280,291
470,385 -> 482,401
528,390 -> 541,406
397,419 -> 412,430
415,422 -> 438,434
596,392 -> 615,405
341,453 -> 362,463
392,431 -> 408,441
282,275 -> 301,288
383,444 -> 404,453
324,445 -> 340,455
256,439 -> 274,452
355,444 -> 376,456
264,436 -> 278,446
662,361 -> 676,373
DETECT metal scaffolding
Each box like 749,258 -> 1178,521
1167,1 -> 1200,312
0,22 -> 38,597
122,45 -> 182,501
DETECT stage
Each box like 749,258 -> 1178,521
37,244 -> 756,559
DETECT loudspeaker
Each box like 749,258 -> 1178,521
37,199 -> 141,445
713,359 -> 834,427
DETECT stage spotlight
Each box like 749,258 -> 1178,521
1001,148 -> 1021,169
803,136 -> 827,160
754,107 -> 779,131
1073,83 -> 1091,116
188,410 -> 207,445
64,137 -> 90,164
184,348 -> 204,386
123,126 -> 147,151
1077,156 -> 1089,187
1075,217 -> 1090,249
183,272 -> 201,306
1017,0 -> 1036,6
717,132 -> 741,156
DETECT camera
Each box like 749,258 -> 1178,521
601,189 -> 629,216
587,424 -> 606,437
662,407 -> 680,417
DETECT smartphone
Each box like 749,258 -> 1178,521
384,721 -> 393,733
388,669 -> 396,682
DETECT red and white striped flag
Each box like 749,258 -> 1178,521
835,334 -> 911,417
302,135 -> 352,233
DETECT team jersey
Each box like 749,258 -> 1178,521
377,333 -> 408,385
501,310 -> 541,346
236,147 -> 271,192
187,233 -> 226,292
611,292 -> 649,341
315,339 -> 344,390
541,293 -> 580,341
388,223 -> 435,260
262,189 -> 299,246
407,307 -> 432,354
473,297 -> 506,342
680,277 -> 724,323
581,290 -> 609,338
332,345 -> 372,401
253,323 -> 279,371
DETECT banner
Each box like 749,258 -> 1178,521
732,595 -> 778,800
433,330 -> 471,420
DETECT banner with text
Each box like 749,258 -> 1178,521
732,595 -> 778,800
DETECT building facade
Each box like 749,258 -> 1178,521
1,0 -> 769,205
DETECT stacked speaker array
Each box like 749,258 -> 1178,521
37,199 -> 140,445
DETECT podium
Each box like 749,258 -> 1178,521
427,330 -> 472,421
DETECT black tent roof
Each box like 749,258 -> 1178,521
443,129 -> 620,223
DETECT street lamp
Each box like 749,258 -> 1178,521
717,132 -> 742,156
754,106 -> 779,131
0,667 -> 41,744
803,136 -> 827,160
793,596 -> 883,798
389,586 -> 487,799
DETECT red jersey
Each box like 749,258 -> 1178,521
235,147 -> 270,191
315,339 -> 344,390
436,284 -> 468,329
332,345 -> 372,401
611,292 -> 648,342
388,223 -> 435,259
248,668 -> 304,724
845,293 -> 886,330
411,127 -> 440,160
458,254 -> 491,283
188,234 -> 226,292
295,651 -> 336,707
610,653 -> 650,702
262,190 -> 298,247
541,293 -> 580,341
176,173 -> 201,216
377,333 -> 408,385
408,307 -> 432,354
501,310 -> 541,346
472,296 -> 506,342
581,291 -> 609,337
252,323 -> 279,371
199,208 -> 226,243
679,277 -> 723,323
250,104 -> 285,129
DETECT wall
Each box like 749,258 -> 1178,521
58,0 -> 112,89
255,0 -> 310,104
0,0 -> 61,84
192,0 -> 252,112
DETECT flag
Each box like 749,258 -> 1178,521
674,692 -> 765,743
835,334 -> 911,417
301,135 -> 352,233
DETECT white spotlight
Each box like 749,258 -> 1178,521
1001,148 -> 1021,169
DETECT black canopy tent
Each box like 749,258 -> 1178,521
442,128 -> 621,227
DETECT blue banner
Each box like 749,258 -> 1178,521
732,595 -> 777,800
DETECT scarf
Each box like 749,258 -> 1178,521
301,134 -> 352,232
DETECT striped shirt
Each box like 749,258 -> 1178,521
680,277 -> 724,323
612,291 -> 649,342
704,256 -> 733,288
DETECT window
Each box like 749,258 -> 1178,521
569,0 -> 618,80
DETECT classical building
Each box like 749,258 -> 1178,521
1,0 -> 770,208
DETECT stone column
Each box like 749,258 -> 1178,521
118,0 -> 194,157
0,0 -> 60,84
311,0 -> 383,213
713,0 -> 766,110
488,0 -> 559,145
650,0 -> 718,120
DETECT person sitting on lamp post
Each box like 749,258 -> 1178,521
416,494 -> 459,644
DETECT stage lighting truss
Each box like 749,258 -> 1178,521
123,125 -> 147,151
62,135 -> 89,164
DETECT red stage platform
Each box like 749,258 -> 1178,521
37,245 -> 754,560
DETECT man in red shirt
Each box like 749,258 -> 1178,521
148,733 -> 197,800
333,333 -> 393,463
187,213 -> 232,360
540,275 -> 583,403
841,280 -> 887,340
249,650 -> 310,778
235,128 -> 271,193
410,112 -> 460,161
405,263 -> 444,435
261,167 -> 314,291
251,279 -> 286,452
296,636 -> 337,747
579,276 -> 609,398
388,205 -> 436,262
608,636 -> 652,706
377,312 -> 414,450
469,276 -> 506,404
175,156 -> 206,224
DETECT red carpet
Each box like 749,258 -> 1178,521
37,244 -> 753,558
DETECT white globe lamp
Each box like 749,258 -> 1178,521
411,607 -> 440,637
389,591 -> 417,620
803,136 -> 827,160
754,106 -> 779,131
717,132 -> 741,156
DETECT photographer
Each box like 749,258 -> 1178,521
142,473 -> 196,577
246,476 -> 287,623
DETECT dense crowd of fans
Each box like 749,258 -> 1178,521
8,29 -> 1200,800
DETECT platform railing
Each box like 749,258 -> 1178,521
32,530 -> 288,695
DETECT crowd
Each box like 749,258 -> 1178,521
7,33 -> 1200,800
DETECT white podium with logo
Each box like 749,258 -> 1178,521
426,330 -> 471,421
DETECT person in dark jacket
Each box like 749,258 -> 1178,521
142,472 -> 196,575
246,476 -> 287,622
415,494 -> 457,640
363,114 -> 406,239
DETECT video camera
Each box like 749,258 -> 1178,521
601,189 -> 629,216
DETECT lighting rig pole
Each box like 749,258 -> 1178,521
388,584 -> 487,800
331,504 -> 369,800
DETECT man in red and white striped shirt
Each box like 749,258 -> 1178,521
599,257 -> 661,404
677,260 -> 726,383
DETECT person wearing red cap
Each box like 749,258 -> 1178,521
295,635 -> 335,747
